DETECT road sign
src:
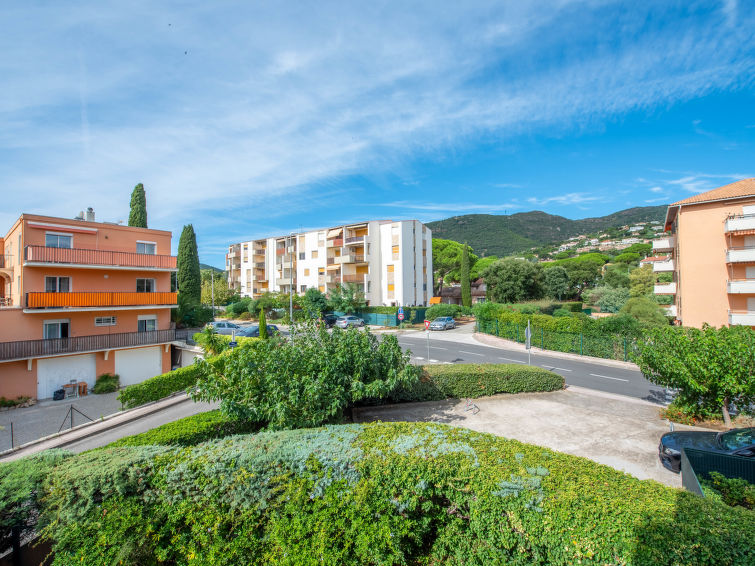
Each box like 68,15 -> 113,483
228,341 -> 238,349
397,306 -> 404,321
525,320 -> 532,350
424,319 -> 431,330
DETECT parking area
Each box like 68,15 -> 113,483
354,386 -> 706,487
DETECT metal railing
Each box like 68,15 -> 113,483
25,291 -> 178,308
681,447 -> 755,497
25,245 -> 176,269
344,236 -> 365,245
0,329 -> 177,361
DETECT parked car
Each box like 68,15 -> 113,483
336,315 -> 364,328
658,427 -> 754,473
205,321 -> 243,335
320,314 -> 338,328
237,324 -> 279,338
429,316 -> 456,330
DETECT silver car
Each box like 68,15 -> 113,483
429,316 -> 455,330
336,315 -> 365,328
205,321 -> 243,335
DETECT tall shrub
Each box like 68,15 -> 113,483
461,243 -> 471,307
128,183 -> 147,228
258,308 -> 268,339
177,224 -> 201,303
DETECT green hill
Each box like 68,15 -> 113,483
426,205 -> 667,257
200,263 -> 224,273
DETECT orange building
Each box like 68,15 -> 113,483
0,209 -> 178,400
655,178 -> 755,328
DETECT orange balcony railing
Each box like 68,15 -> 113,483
25,245 -> 177,270
26,292 -> 178,308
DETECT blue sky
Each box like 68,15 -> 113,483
1,1 -> 754,268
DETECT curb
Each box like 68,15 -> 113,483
473,332 -> 640,370
0,393 -> 192,462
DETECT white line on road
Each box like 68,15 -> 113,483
589,373 -> 629,382
459,350 -> 484,356
498,357 -> 525,364
542,365 -> 572,372
431,346 -> 448,350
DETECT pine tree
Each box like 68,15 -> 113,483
177,224 -> 201,302
128,183 -> 148,228
258,308 -> 268,339
461,243 -> 471,307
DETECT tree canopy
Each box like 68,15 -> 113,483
128,183 -> 147,228
460,243 -> 471,307
177,224 -> 201,302
432,239 -> 477,294
543,266 -> 569,300
482,259 -> 544,303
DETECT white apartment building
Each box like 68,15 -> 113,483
226,220 -> 432,306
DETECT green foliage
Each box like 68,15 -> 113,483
200,269 -> 237,305
629,264 -> 654,297
620,296 -> 669,326
432,238 -> 478,294
177,224 -> 201,303
328,283 -> 367,314
622,242 -> 653,257
226,296 -> 252,316
701,472 -> 755,510
118,364 -> 206,409
193,322 -> 420,429
460,242 -> 471,307
544,265 -> 569,300
425,303 -> 462,319
388,364 -> 564,401
0,396 -> 31,408
172,293 -> 213,328
482,258 -> 544,303
25,422 -> 754,565
105,410 -> 261,449
613,252 -> 641,264
603,263 -> 631,288
193,330 -> 259,355
552,308 -> 571,317
258,308 -> 268,339
469,255 -> 497,280
0,450 -> 70,554
634,325 -> 755,423
92,373 -> 120,394
302,287 -> 328,317
127,182 -> 147,228
585,285 -> 630,313
555,254 -> 607,298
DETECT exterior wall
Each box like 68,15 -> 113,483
0,360 -> 36,399
674,196 -> 755,328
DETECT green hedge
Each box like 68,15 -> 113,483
22,423 -> 754,565
425,303 -> 462,319
387,363 -> 564,402
117,364 -> 205,409
105,410 -> 261,449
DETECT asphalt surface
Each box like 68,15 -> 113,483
396,331 -> 669,405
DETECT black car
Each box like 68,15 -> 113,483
658,427 -> 754,473
321,314 -> 338,328
237,324 -> 279,338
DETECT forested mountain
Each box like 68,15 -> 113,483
426,205 -> 667,257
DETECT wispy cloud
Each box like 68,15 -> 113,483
527,193 -> 601,206
381,201 -> 520,213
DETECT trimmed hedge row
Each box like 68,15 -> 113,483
24,422 -> 755,565
385,363 -> 564,403
117,365 -> 205,409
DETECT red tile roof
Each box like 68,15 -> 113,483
671,178 -> 755,206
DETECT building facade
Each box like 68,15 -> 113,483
227,220 -> 432,306
0,211 -> 178,400
654,178 -> 755,328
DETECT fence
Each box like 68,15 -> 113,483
331,307 -> 428,327
681,447 -> 755,497
476,318 -> 637,362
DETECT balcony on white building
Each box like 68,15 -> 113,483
664,305 -> 677,317
725,214 -> 755,233
652,258 -> 675,272
277,277 -> 293,285
652,236 -> 675,252
729,310 -> 755,325
654,282 -> 677,294
727,279 -> 755,294
726,247 -> 755,263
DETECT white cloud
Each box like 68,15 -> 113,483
527,193 -> 601,206
649,186 -> 664,193
381,201 -> 520,213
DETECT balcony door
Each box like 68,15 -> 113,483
45,276 -> 70,292
44,320 -> 70,339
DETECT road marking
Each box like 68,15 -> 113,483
542,365 -> 572,372
589,373 -> 628,382
431,346 -> 448,350
459,350 -> 484,356
498,357 -> 525,364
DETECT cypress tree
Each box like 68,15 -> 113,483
177,224 -> 201,302
461,243 -> 471,308
128,183 -> 148,228
258,308 -> 268,339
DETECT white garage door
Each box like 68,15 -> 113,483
115,346 -> 163,386
37,354 -> 96,400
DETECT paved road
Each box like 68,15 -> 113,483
396,330 -> 668,405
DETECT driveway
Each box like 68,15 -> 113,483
354,386 -> 704,487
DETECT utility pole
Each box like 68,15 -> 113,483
211,269 -> 215,321
289,233 -> 294,322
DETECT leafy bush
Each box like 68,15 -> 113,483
0,396 -> 31,408
386,364 -> 564,402
117,364 -> 206,409
552,308 -> 571,317
92,373 -> 119,394
193,322 -> 420,429
193,329 -> 260,355
701,472 -> 755,510
105,410 -> 261,448
27,423 -> 755,565
426,303 -> 462,319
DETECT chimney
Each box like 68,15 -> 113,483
85,207 -> 95,222
75,211 -> 84,220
